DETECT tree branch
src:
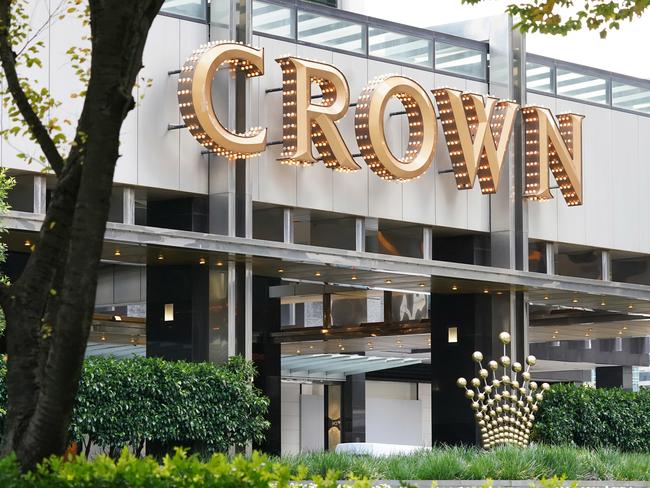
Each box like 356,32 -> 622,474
0,1 -> 64,176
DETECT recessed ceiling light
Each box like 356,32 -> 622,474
216,261 -> 224,266
315,271 -> 321,277
623,326 -> 628,330
351,275 -> 358,280
600,301 -> 606,306
553,330 -> 559,334
340,346 -> 345,351
419,283 -> 426,288
572,298 -> 579,303
585,333 -> 590,337
483,289 -> 489,294
157,254 -> 164,261
618,330 -> 623,335
543,296 -> 549,300
296,349 -> 301,354
451,284 -> 458,291
385,279 -> 392,284
114,249 -> 121,256
24,239 -> 31,247
199,257 -> 206,265
277,268 -> 284,273
552,334 -> 557,339
628,304 -> 634,309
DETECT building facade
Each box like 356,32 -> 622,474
3,0 -> 650,455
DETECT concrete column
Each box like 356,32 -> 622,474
601,250 -> 611,281
283,208 -> 294,244
545,242 -> 556,275
33,175 -> 47,214
122,187 -> 135,225
422,227 -> 433,260
355,217 -> 365,252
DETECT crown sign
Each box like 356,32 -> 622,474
456,331 -> 550,449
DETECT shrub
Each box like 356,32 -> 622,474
0,449 -> 355,487
534,383 -> 650,451
0,355 -> 269,457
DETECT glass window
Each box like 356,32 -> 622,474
556,68 -> 607,104
297,10 -> 364,54
435,41 -> 486,79
612,80 -> 650,114
368,27 -> 432,68
160,0 -> 206,21
526,61 -> 553,93
306,0 -> 337,6
252,0 -> 295,39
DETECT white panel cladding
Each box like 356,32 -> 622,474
281,382 -> 300,456
639,117 -> 650,253
434,74 -> 468,229
526,93 -> 559,243
332,52 -> 369,216
257,38 -> 297,206
365,380 -> 423,446
526,93 -> 648,254
295,45 -> 334,212
418,383 -> 432,447
465,79 -> 491,233
555,98 -> 588,246
137,15 -> 181,190
581,103 -> 613,249
367,60 -> 404,221
179,21 -> 209,194
611,110 -> 640,252
401,67 -> 436,225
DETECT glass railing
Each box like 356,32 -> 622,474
298,11 -> 365,54
161,0 -> 207,21
435,41 -> 485,79
527,54 -> 650,116
253,0 -> 295,38
252,0 -> 488,81
556,68 -> 607,104
369,27 -> 432,68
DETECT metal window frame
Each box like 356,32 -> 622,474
251,0 -> 489,83
527,53 -> 650,118
159,0 -> 209,24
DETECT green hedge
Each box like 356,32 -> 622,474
534,384 -> 650,451
0,355 -> 269,456
0,449 -> 351,488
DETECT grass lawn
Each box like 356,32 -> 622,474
278,445 -> 650,481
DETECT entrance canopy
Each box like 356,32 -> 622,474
281,354 -> 422,381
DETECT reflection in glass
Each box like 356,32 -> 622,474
612,81 -> 650,114
435,41 -> 485,79
368,27 -> 432,68
557,68 -> 607,104
252,0 -> 294,38
161,0 -> 206,20
526,62 -> 553,93
298,11 -> 364,53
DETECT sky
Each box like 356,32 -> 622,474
341,0 -> 650,79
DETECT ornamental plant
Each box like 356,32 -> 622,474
534,383 -> 650,452
0,355 -> 269,458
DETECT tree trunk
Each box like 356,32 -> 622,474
0,0 -> 164,471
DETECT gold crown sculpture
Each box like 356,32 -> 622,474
456,331 -> 549,449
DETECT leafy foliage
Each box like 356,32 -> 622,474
0,356 -> 269,457
282,445 -> 650,481
0,0 -> 89,169
534,384 -> 650,451
462,0 -> 650,38
0,448 -> 366,487
0,169 -> 15,336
